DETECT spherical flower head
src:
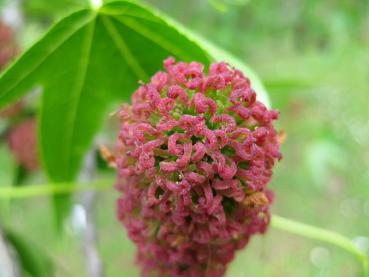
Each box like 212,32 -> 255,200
7,119 -> 39,171
0,21 -> 17,71
116,57 -> 282,277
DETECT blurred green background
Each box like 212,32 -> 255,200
1,0 -> 369,276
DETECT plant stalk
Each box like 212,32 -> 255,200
271,215 -> 369,276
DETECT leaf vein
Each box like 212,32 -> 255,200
101,15 -> 148,81
0,11 -> 93,105
63,18 -> 97,178
111,15 -> 191,61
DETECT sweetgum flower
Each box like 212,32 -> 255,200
7,119 -> 39,171
116,57 -> 281,277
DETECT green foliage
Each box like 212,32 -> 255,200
22,0 -> 89,19
208,0 -> 250,13
3,228 -> 53,277
0,0 -> 270,227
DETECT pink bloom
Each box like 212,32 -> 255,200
116,57 -> 281,276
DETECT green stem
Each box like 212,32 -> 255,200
0,179 -> 113,199
0,183 -> 368,275
271,215 -> 369,276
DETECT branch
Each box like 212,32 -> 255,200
0,179 -> 113,199
271,215 -> 369,276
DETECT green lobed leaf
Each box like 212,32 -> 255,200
22,0 -> 89,19
0,0 -> 270,227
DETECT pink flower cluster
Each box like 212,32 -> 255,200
116,57 -> 281,276
0,21 -> 17,71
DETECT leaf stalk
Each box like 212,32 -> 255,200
271,215 -> 369,276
